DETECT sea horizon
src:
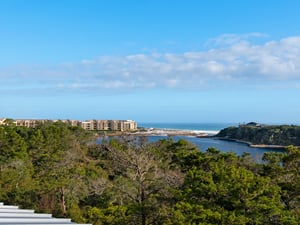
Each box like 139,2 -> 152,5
138,121 -> 300,131
138,122 -> 238,133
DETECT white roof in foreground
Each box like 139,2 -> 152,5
0,202 -> 92,225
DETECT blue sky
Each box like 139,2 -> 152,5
1,0 -> 300,124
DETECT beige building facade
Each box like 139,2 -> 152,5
1,118 -> 137,131
78,119 -> 137,131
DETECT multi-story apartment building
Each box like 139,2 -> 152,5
81,121 -> 91,130
96,120 -> 109,130
123,120 -> 137,131
113,120 -> 137,131
81,120 -> 100,131
13,119 -> 51,128
79,119 -> 137,131
1,118 -> 137,131
108,120 -> 119,131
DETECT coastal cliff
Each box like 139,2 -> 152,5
215,123 -> 300,147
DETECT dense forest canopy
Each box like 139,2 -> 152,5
216,124 -> 300,146
0,122 -> 299,224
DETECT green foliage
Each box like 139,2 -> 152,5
0,123 -> 299,224
217,124 -> 300,146
86,205 -> 129,225
0,126 -> 28,163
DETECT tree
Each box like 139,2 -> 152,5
0,125 -> 34,207
280,146 -> 300,218
0,125 -> 28,165
94,136 -> 183,225
171,149 -> 297,224
27,122 -> 92,217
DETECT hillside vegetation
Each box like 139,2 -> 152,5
0,122 -> 299,224
216,124 -> 300,146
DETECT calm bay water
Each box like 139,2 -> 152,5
138,122 -> 285,159
147,136 -> 284,160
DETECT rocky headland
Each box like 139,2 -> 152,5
215,123 -> 300,149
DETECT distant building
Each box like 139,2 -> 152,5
239,122 -> 262,127
246,122 -> 261,127
69,120 -> 81,127
96,120 -> 109,130
3,118 -> 137,131
13,119 -> 51,128
122,120 -> 137,131
0,118 -> 6,125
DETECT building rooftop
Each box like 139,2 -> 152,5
0,202 -> 92,225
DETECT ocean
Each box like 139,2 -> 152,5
138,122 -> 235,132
137,122 -> 285,160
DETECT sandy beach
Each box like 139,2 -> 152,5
134,128 -> 219,137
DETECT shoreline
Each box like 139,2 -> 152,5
132,128 -> 219,137
100,129 -> 290,150
215,137 -> 287,150
100,128 -> 218,137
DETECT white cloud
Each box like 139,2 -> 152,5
205,33 -> 269,48
1,34 -> 300,94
